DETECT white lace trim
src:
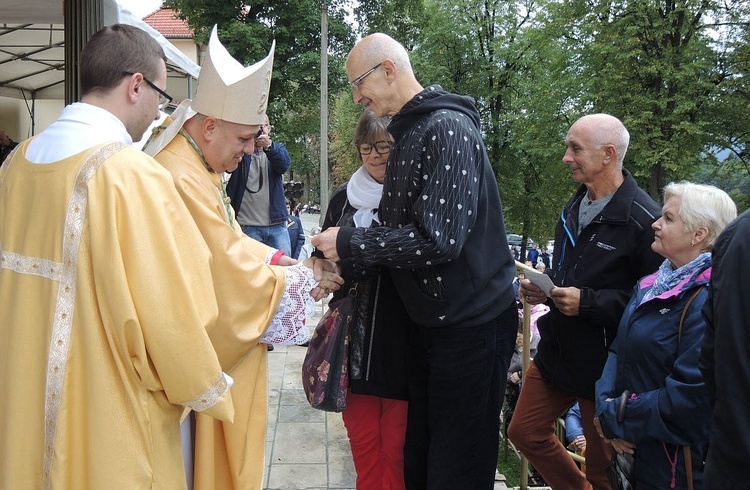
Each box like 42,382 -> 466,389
0,250 -> 64,281
183,373 -> 232,412
265,247 -> 277,263
260,263 -> 317,345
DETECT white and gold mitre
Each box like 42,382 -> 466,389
192,25 -> 275,125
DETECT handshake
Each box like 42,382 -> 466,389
277,255 -> 344,300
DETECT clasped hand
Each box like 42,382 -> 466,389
304,257 -> 344,300
593,415 -> 636,455
277,255 -> 343,300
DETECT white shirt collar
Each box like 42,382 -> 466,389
26,102 -> 133,164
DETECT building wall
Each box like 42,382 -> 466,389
165,38 -> 200,102
0,97 -> 64,140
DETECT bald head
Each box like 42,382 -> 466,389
347,33 -> 414,77
346,33 -> 423,116
570,114 -> 630,166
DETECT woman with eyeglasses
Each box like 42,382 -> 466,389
593,182 -> 736,490
318,110 -> 410,489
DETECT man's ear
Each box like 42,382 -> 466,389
602,144 -> 616,165
381,59 -> 397,82
202,117 -> 218,141
124,73 -> 143,104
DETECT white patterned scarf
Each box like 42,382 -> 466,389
347,166 -> 383,228
641,252 -> 711,304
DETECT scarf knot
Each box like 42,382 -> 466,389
347,166 -> 383,228
642,252 -> 711,303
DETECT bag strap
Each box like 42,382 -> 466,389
678,285 -> 703,490
678,286 -> 703,341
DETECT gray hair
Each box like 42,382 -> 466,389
664,181 -> 737,251
353,110 -> 392,154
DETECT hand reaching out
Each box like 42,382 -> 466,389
311,227 -> 340,262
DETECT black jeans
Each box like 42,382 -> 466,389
404,302 -> 518,489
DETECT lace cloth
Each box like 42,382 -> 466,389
260,262 -> 317,345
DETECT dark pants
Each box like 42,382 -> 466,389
403,303 -> 517,490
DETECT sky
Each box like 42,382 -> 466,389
118,0 -> 163,18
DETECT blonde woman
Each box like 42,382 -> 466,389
594,182 -> 737,490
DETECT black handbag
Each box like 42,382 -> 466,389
301,295 -> 354,412
606,452 -> 635,490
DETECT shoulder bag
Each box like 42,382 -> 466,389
301,293 -> 356,412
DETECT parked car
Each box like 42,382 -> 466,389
507,234 -> 534,248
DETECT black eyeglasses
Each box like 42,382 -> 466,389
350,62 -> 383,89
122,71 -> 173,108
359,141 -> 392,155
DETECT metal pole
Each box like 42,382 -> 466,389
319,0 -> 329,224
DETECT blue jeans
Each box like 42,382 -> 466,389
241,223 -> 292,257
403,302 -> 518,489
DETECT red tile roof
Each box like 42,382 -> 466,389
142,7 -> 194,39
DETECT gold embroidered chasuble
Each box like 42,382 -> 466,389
0,141 -> 234,489
155,133 -> 287,490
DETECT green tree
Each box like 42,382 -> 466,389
550,0 -> 745,198
353,0 -> 426,47
328,91 -> 362,186
410,0 -> 575,248
700,4 -> 750,212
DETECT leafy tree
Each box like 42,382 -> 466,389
328,91 -> 362,186
549,0 -> 745,198
700,4 -> 750,212
353,0 -> 426,47
408,0 -> 575,247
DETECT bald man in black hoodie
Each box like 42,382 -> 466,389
313,33 -> 517,490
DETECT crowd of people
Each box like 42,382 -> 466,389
0,21 -> 746,490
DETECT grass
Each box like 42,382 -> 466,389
497,430 -> 523,487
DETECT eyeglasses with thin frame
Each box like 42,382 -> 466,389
122,71 -> 173,108
350,62 -> 383,89
359,141 -> 392,155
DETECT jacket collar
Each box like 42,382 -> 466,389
639,266 -> 711,300
566,169 -> 639,223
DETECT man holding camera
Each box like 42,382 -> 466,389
227,114 -> 293,255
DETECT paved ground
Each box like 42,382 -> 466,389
261,212 -> 510,489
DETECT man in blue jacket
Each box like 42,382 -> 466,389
227,115 -> 292,255
313,33 -> 518,490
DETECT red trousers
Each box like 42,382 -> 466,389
507,362 -> 612,490
341,393 -> 408,490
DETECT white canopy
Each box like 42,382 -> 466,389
0,0 -> 199,100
